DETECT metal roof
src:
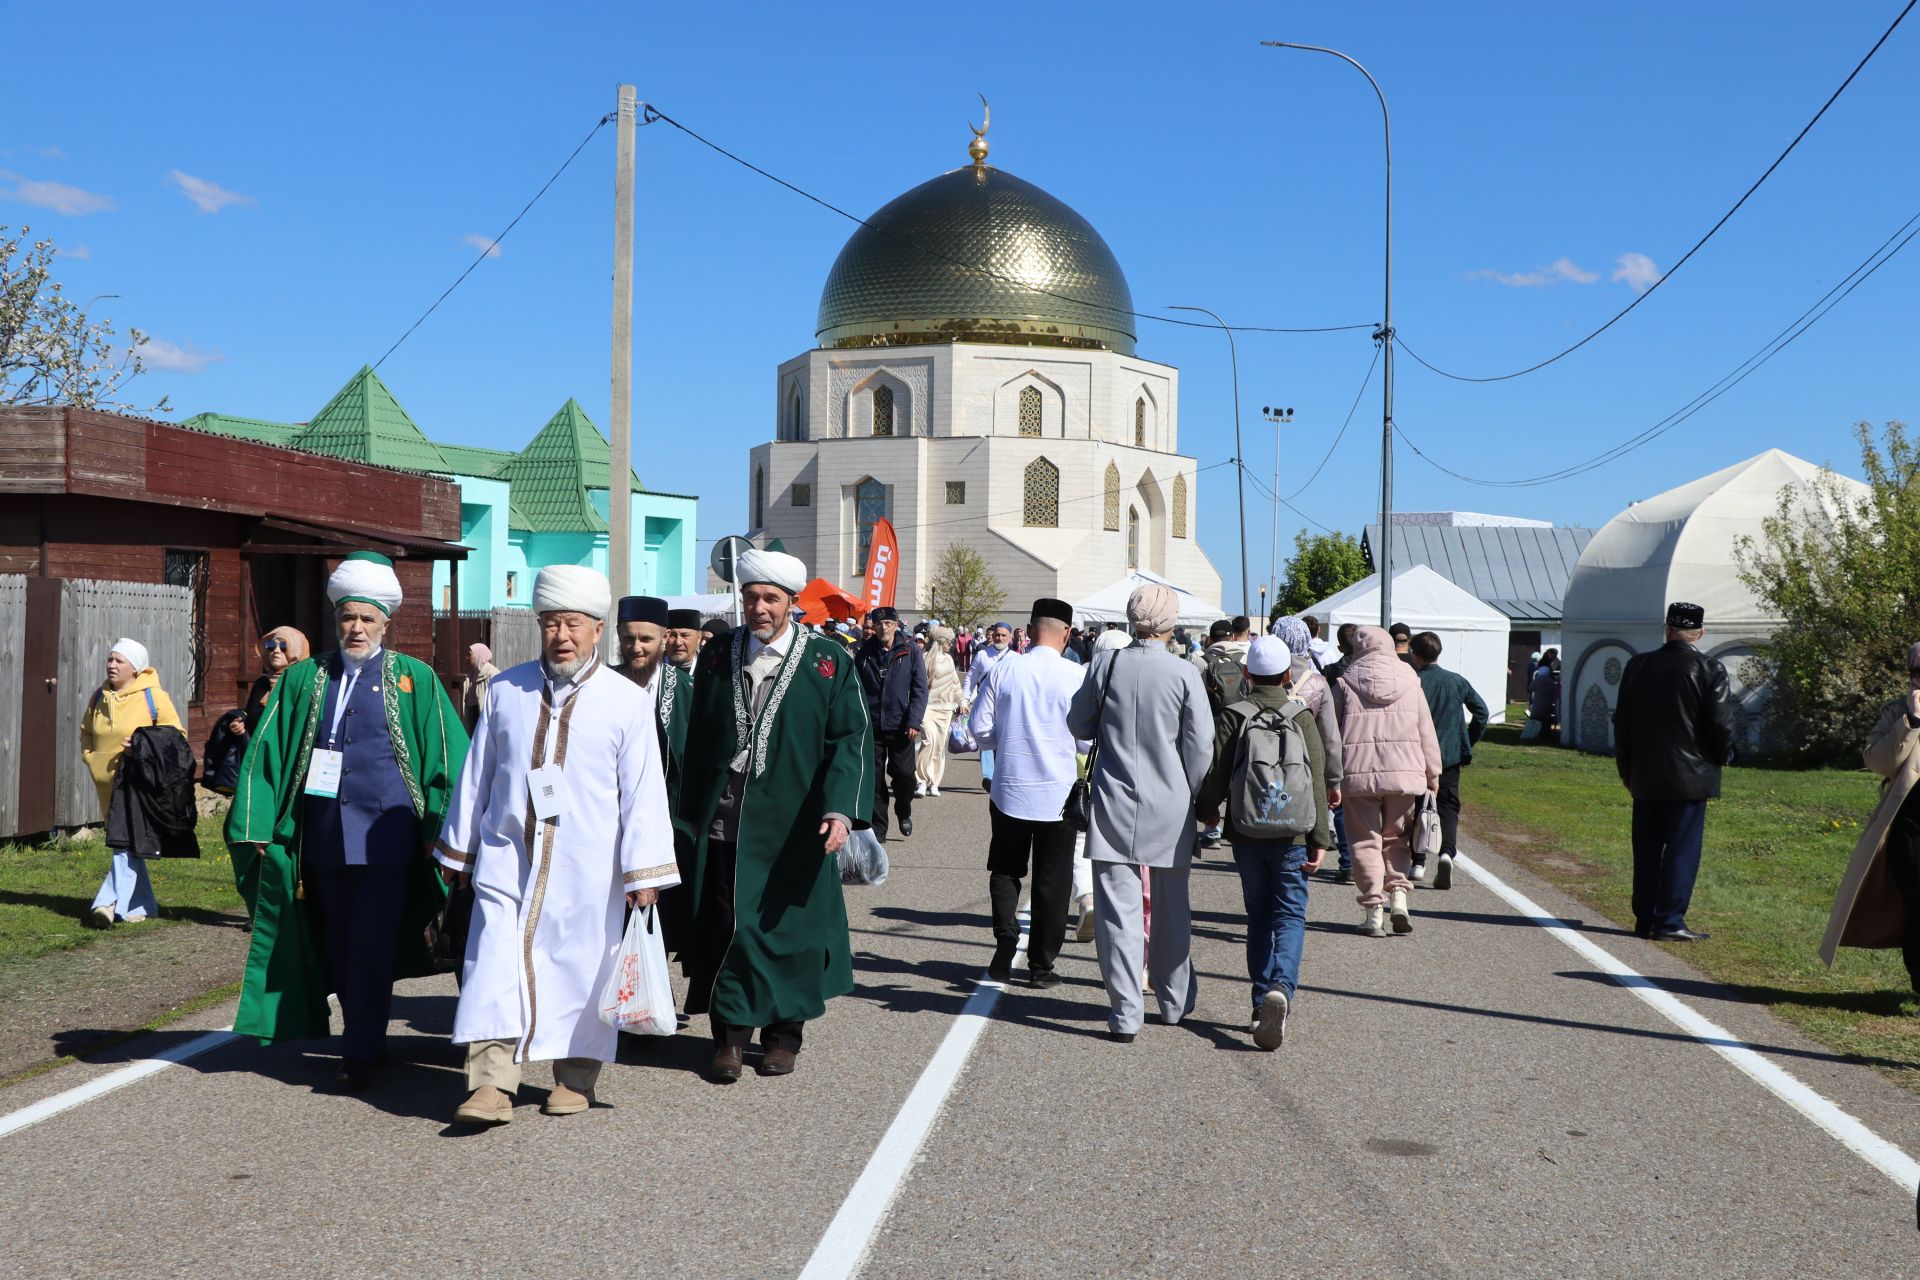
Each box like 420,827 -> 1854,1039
290,365 -> 452,473
1364,523 -> 1596,625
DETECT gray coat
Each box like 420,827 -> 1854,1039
1068,641 -> 1212,868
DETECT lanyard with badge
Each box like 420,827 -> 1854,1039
528,661 -> 590,821
304,658 -> 371,799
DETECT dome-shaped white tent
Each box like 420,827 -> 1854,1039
1305,564 -> 1512,724
1559,449 -> 1868,754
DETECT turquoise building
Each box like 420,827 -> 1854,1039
184,367 -> 698,609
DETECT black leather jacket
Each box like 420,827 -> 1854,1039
1612,641 -> 1736,801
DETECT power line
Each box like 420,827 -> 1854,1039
1283,342 -> 1380,500
372,113 -> 614,371
1395,0 -> 1916,384
1396,205 -> 1920,488
1242,466 -> 1338,535
639,103 -> 1375,338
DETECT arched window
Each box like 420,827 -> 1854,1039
1103,462 -> 1121,531
1023,457 -> 1060,527
872,383 -> 895,437
1134,397 -> 1145,448
786,387 -> 802,441
855,477 -> 887,569
1018,385 -> 1043,437
1127,506 -> 1141,569
753,466 -> 766,528
1172,474 -> 1188,538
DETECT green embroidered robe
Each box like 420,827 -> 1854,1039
679,625 -> 873,1026
223,650 -> 468,1043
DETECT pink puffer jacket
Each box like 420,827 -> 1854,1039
1333,626 -> 1442,798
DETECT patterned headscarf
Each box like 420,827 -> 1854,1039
1271,616 -> 1312,657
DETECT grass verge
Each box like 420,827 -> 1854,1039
0,980 -> 243,1091
1462,706 -> 1917,1090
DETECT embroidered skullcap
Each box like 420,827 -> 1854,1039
1666,601 -> 1705,630
1030,597 -> 1073,626
667,608 -> 704,630
736,548 -> 807,594
1271,615 -> 1312,657
326,550 -> 403,616
618,595 -> 670,626
533,564 -> 612,619
1247,635 -> 1290,678
1095,628 -> 1133,653
110,637 -> 150,671
1126,583 -> 1180,635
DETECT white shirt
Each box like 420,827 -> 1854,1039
967,646 -> 1089,822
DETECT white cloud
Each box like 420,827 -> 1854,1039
39,146 -> 66,160
1471,256 -> 1601,288
138,337 -> 225,373
65,244 -> 91,260
166,169 -> 255,214
461,233 -> 502,259
1611,251 -> 1663,294
0,170 -> 115,216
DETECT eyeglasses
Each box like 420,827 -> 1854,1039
260,639 -> 291,652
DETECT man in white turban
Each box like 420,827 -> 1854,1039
324,548 -> 404,617
439,565 -> 678,1125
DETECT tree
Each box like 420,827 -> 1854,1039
1274,529 -> 1368,617
922,542 -> 1005,629
1735,421 -> 1918,762
1,225 -> 166,412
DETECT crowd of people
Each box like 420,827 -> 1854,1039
73,540 -> 1920,1122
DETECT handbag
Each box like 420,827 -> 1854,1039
1063,654 -> 1118,832
1413,791 -> 1443,861
426,880 -> 474,971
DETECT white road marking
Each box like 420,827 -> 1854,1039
798,907 -> 1034,1280
0,1027 -> 239,1140
1455,853 -> 1920,1194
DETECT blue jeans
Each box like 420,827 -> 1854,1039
1332,806 -> 1352,872
1231,839 -> 1310,1012
1630,799 -> 1706,933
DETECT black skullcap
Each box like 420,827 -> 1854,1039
617,596 -> 669,626
1030,597 -> 1073,625
667,608 -> 703,630
1666,601 -> 1705,630
702,617 -> 730,637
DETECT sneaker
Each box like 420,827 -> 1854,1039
455,1085 -> 514,1126
1075,896 -> 1096,943
1362,906 -> 1386,938
914,784 -> 927,798
1411,859 -> 1428,883
1201,826 -> 1224,847
86,906 -> 115,929
1433,853 -> 1454,890
1252,990 -> 1290,1051
1389,888 -> 1413,934
929,786 -> 941,798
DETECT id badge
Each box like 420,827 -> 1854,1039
305,748 -> 344,798
528,763 -> 567,821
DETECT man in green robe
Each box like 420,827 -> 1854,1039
614,595 -> 695,951
680,549 -> 873,1081
225,550 -> 467,1091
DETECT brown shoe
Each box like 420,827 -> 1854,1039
542,1083 -> 593,1116
454,1085 -> 513,1126
708,1044 -> 743,1082
758,1046 -> 797,1076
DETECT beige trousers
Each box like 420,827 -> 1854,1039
466,1039 -> 601,1094
917,704 -> 955,789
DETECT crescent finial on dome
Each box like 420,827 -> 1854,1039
968,94 -> 990,166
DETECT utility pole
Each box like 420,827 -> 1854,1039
609,85 -> 637,608
1262,404 -> 1294,615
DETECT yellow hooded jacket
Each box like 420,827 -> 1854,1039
81,668 -> 183,813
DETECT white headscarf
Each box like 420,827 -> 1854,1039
110,637 -> 150,671
1094,628 -> 1133,653
532,565 -> 612,618
326,551 -> 403,616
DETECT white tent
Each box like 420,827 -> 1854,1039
1558,449 -> 1868,754
1305,564 -> 1512,725
1073,569 -> 1219,630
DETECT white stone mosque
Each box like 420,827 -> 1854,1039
745,112 -> 1222,619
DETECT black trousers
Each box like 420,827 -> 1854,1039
1886,824 -> 1920,992
693,839 -> 807,1052
304,861 -> 408,1065
1630,798 -> 1707,933
871,730 -> 917,841
1435,764 -> 1462,858
986,802 -> 1076,977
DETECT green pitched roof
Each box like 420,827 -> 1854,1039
433,442 -> 518,478
497,398 -> 643,533
288,365 -> 451,472
180,412 -> 304,444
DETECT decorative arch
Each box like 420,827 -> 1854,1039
784,383 -> 803,441
1103,462 -> 1121,531
1024,457 -> 1060,527
1126,506 -> 1141,569
994,369 -> 1067,438
1171,473 -> 1188,537
1134,397 -> 1145,448
753,465 -> 767,529
1135,469 -> 1167,574
847,369 -> 913,439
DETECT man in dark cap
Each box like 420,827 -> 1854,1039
1612,602 -> 1737,942
854,605 -> 928,840
701,617 -> 731,650
619,596 -> 695,949
966,599 -> 1087,985
664,607 -> 705,675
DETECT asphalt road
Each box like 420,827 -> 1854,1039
5,758 -> 1919,1278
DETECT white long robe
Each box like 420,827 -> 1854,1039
435,656 -> 679,1064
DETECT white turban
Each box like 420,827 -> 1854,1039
327,551 -> 403,616
111,637 -> 150,671
736,548 -> 807,594
1094,628 -> 1132,653
533,565 -> 612,619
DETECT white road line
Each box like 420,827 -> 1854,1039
0,1027 -> 239,1140
798,910 -> 1033,1280
1455,852 -> 1920,1194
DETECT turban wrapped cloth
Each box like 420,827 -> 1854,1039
110,637 -> 150,671
326,550 -> 403,616
1126,583 -> 1180,635
533,565 -> 612,619
736,548 -> 807,594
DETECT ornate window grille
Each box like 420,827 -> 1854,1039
1103,462 -> 1120,531
1172,474 -> 1188,537
1126,507 -> 1140,569
1134,397 -> 1145,448
1018,385 -> 1042,437
946,481 -> 966,505
872,384 -> 894,437
856,477 -> 887,568
1023,457 -> 1060,527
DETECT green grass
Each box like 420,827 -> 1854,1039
0,816 -> 244,966
1464,704 -> 1918,1087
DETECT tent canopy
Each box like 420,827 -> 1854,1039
1073,569 -> 1219,630
1305,564 -> 1509,631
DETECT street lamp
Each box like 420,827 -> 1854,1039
1262,404 -> 1294,612
1262,40 -> 1395,627
1168,304 -> 1248,617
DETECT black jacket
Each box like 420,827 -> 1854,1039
202,709 -> 248,795
855,633 -> 929,735
1612,641 -> 1736,801
106,724 -> 200,857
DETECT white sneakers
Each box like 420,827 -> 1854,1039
1252,990 -> 1290,1051
913,784 -> 928,798
1389,889 -> 1413,934
1433,853 -> 1454,890
1362,906 -> 1387,938
1411,859 -> 1429,883
1075,896 -> 1096,942
929,786 -> 941,797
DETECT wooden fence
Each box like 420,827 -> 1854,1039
0,577 -> 22,837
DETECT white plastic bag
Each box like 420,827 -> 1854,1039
948,717 -> 977,755
837,826 -> 890,887
597,906 -> 677,1036
1413,792 -> 1443,861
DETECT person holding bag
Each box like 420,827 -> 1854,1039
916,627 -> 962,798
82,638 -> 184,928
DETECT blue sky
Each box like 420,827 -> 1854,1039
6,2 -> 1916,606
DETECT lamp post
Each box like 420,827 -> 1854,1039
1262,40 -> 1395,627
1262,404 -> 1294,613
1168,304 -> 1249,617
